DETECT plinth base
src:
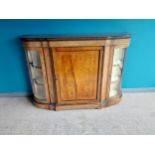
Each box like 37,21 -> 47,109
33,97 -> 122,111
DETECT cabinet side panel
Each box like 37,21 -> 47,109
101,46 -> 114,101
43,47 -> 56,104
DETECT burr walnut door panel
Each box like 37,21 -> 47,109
52,47 -> 103,104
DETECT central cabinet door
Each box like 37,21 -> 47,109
52,47 -> 103,104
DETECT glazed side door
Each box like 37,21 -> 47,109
107,47 -> 126,100
25,47 -> 51,104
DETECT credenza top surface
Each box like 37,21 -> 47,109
20,33 -> 131,41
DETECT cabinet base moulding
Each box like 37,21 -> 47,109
33,98 -> 121,111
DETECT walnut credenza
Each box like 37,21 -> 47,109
21,34 -> 131,110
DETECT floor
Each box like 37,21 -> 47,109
0,92 -> 155,135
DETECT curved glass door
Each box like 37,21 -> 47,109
109,48 -> 125,98
26,49 -> 49,103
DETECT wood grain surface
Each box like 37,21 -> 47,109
53,47 -> 103,104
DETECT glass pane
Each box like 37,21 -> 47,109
33,81 -> 46,100
27,50 -> 47,102
111,65 -> 121,82
113,48 -> 124,62
109,81 -> 120,97
109,48 -> 124,98
31,51 -> 41,67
